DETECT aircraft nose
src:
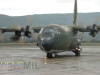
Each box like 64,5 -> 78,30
41,37 -> 54,51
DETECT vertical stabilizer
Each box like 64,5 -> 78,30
73,0 -> 78,26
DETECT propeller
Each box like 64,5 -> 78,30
10,25 -> 34,43
87,24 -> 98,37
87,16 -> 100,37
10,30 -> 24,43
93,17 -> 100,25
10,35 -> 25,43
13,24 -> 23,31
10,25 -> 24,43
24,25 -> 34,38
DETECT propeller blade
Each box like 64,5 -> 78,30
13,24 -> 22,30
17,36 -> 25,43
94,17 -> 100,25
24,25 -> 35,38
32,32 -> 38,41
10,35 -> 25,43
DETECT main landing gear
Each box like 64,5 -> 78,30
46,48 -> 82,58
47,53 -> 56,58
73,47 -> 82,56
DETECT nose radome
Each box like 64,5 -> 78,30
41,37 -> 54,51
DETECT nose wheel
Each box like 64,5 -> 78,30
47,53 -> 56,58
74,47 -> 82,56
75,50 -> 80,56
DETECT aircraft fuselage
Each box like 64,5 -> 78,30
38,24 -> 83,53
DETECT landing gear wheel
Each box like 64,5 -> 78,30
75,50 -> 80,56
74,47 -> 82,56
47,53 -> 56,58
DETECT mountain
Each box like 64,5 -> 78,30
0,12 -> 100,43
0,12 -> 100,27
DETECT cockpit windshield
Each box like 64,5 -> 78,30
43,29 -> 54,33
42,28 -> 61,34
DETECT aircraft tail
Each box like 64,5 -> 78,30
73,0 -> 78,26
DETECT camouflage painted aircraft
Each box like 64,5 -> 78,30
0,0 -> 100,58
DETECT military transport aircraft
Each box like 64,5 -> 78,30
0,0 -> 100,58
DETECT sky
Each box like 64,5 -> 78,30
0,0 -> 100,16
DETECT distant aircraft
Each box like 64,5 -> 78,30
0,0 -> 100,58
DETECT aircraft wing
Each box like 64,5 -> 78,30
73,24 -> 100,37
0,27 -> 22,33
0,26 -> 42,33
0,26 -> 42,40
0,26 -> 42,42
73,26 -> 89,32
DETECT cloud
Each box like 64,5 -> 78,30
55,0 -> 73,3
0,0 -> 100,16
78,0 -> 100,13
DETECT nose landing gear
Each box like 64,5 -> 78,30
73,47 -> 82,56
47,53 -> 56,58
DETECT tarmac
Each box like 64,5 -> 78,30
0,46 -> 100,75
